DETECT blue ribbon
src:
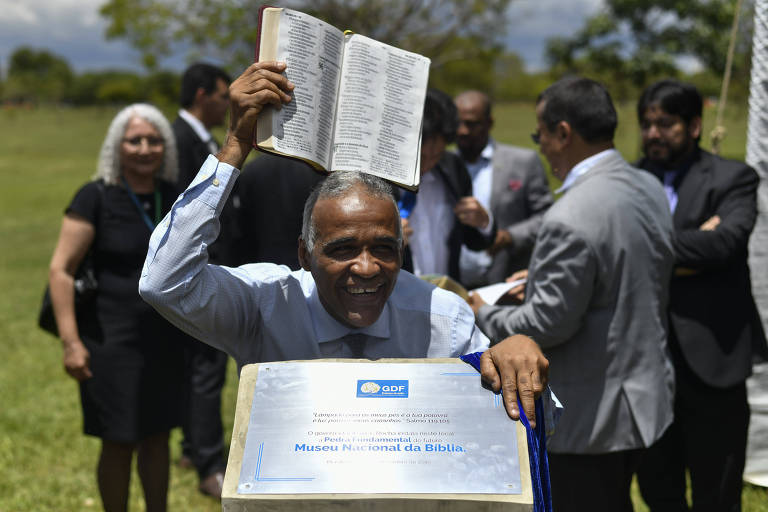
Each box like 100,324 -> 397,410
459,351 -> 552,512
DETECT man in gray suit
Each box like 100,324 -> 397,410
470,77 -> 676,511
454,90 -> 553,287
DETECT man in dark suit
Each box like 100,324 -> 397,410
635,79 -> 768,512
454,90 -> 553,287
172,62 -> 231,498
403,89 -> 494,285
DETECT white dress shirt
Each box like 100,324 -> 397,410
459,140 -> 495,285
179,109 -> 218,154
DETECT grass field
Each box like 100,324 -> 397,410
1,102 -> 766,511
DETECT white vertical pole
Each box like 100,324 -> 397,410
746,0 -> 768,488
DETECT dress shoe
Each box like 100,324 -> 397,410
199,471 -> 224,499
177,455 -> 194,470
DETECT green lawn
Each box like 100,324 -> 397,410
1,103 -> 766,511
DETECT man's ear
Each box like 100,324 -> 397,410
688,116 -> 703,140
556,120 -> 571,143
298,238 -> 312,271
194,87 -> 207,105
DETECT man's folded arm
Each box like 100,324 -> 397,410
674,164 -> 758,270
139,156 -> 263,360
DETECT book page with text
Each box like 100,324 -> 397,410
331,34 -> 430,186
267,9 -> 344,169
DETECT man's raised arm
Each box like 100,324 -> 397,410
139,62 -> 293,357
218,62 -> 294,168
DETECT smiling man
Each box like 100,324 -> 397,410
139,62 -> 550,425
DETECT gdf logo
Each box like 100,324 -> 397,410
356,379 -> 409,398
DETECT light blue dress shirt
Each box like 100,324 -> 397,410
555,148 -> 619,195
139,156 -> 490,368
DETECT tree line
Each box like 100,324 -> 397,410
0,47 -> 180,107
1,0 -> 751,107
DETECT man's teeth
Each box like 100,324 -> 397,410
348,286 -> 380,294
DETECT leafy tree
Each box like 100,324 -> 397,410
67,70 -> 180,106
99,0 -> 513,82
3,47 -> 74,103
545,0 -> 753,98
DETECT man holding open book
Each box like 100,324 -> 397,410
139,61 -> 551,426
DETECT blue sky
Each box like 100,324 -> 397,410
0,0 -> 604,74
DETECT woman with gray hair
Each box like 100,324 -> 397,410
48,103 -> 185,511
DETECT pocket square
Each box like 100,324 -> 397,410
508,179 -> 522,191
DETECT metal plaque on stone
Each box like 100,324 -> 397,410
222,359 -> 533,511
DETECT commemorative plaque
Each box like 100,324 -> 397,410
222,359 -> 533,511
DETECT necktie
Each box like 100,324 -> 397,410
344,333 -> 368,358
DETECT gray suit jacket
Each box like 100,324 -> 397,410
477,151 -> 675,454
486,144 -> 553,284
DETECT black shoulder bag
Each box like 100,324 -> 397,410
38,183 -> 104,337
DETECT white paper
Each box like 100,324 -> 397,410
471,278 -> 527,305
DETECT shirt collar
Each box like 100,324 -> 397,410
464,138 -> 494,165
308,286 -> 391,343
555,148 -> 618,194
179,109 -> 213,144
480,138 -> 495,161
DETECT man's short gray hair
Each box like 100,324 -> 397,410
301,171 -> 402,252
94,103 -> 179,185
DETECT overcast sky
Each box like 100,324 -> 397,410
0,0 -> 605,74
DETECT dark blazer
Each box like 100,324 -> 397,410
173,115 -> 241,265
402,151 -> 495,284
233,153 -> 324,268
638,148 -> 768,387
172,116 -> 213,189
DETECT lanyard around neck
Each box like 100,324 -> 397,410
121,177 -> 161,231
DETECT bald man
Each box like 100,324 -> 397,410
454,90 -> 553,288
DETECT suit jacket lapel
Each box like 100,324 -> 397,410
433,158 -> 461,203
673,151 -> 709,228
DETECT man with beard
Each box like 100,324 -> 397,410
635,79 -> 767,512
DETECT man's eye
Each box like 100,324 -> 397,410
328,246 -> 356,259
372,245 -> 397,259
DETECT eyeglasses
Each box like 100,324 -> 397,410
123,136 -> 164,147
530,131 -> 540,145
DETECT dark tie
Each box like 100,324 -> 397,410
344,333 -> 368,358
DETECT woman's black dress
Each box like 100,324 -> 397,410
68,179 -> 186,443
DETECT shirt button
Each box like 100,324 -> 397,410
213,178 -> 220,186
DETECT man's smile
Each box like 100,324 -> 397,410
346,284 -> 383,295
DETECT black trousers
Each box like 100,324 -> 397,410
549,449 -> 644,512
636,344 -> 749,512
181,339 -> 228,479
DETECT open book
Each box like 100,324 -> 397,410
255,7 -> 431,190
